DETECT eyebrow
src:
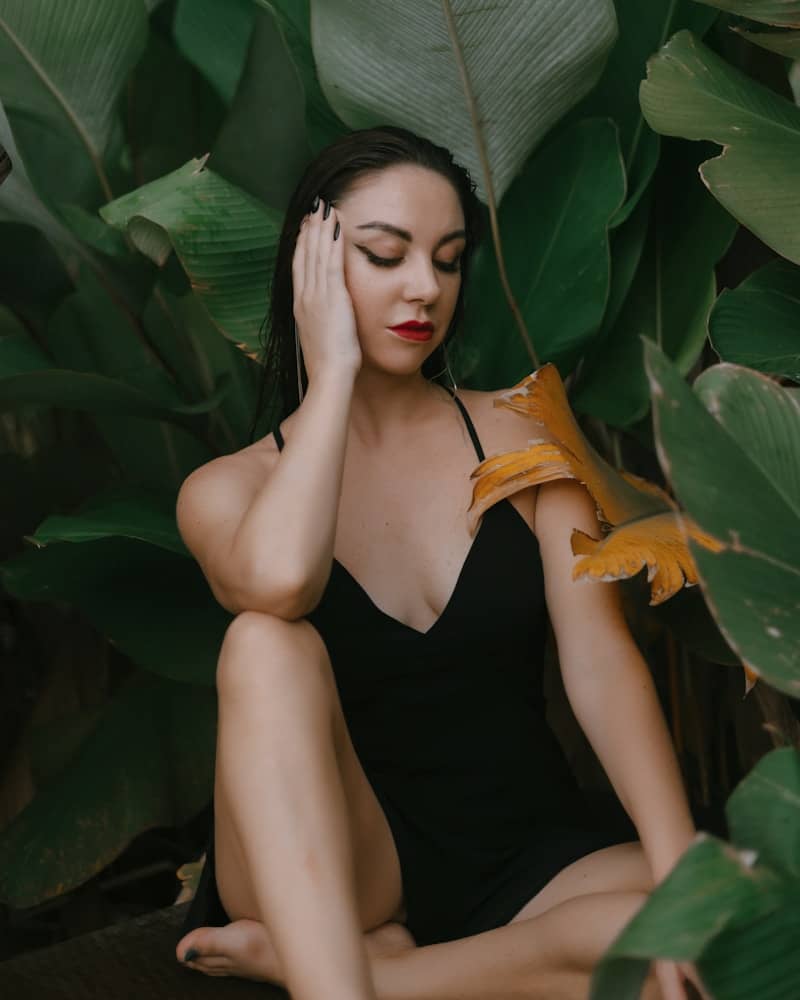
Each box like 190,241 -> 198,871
355,221 -> 466,250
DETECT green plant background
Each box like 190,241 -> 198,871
0,0 -> 798,992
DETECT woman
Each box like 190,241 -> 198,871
173,126 -> 698,1000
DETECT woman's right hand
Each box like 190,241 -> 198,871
292,197 -> 362,383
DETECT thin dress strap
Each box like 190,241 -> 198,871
273,398 -> 485,461
450,392 -> 486,462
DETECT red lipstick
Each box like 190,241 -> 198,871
389,320 -> 434,342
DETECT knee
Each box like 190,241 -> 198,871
216,610 -> 331,696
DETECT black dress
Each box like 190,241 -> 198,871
181,392 -> 626,947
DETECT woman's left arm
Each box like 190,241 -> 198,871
535,477 -> 696,883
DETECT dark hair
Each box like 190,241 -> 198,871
248,125 -> 484,441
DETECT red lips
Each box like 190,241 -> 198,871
390,320 -> 434,332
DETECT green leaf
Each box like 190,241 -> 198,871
0,100 -> 84,254
726,744 -> 800,878
645,346 -> 800,696
0,0 -> 148,200
573,141 -> 736,427
126,26 -> 226,187
310,0 -> 618,204
591,833 -> 787,999
0,368 -> 225,429
0,328 -> 50,374
0,671 -> 216,906
693,363 -> 800,532
640,30 -> 800,265
699,899 -> 800,1000
567,0 -> 719,226
211,8 -> 313,211
1,537 -> 230,685
101,158 -> 282,356
461,118 -> 625,387
174,0 -> 254,104
253,0 -> 350,152
28,485 -> 188,556
143,283 -> 258,451
709,259 -> 800,380
691,0 -> 800,26
735,26 -> 800,57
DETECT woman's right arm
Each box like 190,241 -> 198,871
176,199 -> 361,618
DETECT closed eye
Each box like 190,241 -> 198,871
357,246 -> 461,274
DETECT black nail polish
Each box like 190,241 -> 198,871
333,221 -> 340,241
183,948 -> 199,963
323,200 -> 331,220
311,195 -> 320,213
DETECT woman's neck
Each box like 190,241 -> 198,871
348,368 -> 452,449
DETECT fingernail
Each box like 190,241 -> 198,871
333,221 -> 340,241
183,948 -> 199,963
323,200 -> 331,220
311,195 -> 320,213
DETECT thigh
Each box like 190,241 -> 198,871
212,611 -> 406,933
509,841 -> 653,924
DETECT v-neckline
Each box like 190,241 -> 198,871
330,501 -> 539,638
332,508 -> 491,638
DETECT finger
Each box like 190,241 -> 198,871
317,201 -> 335,279
304,197 -> 323,291
292,215 -> 308,303
655,959 -> 687,1000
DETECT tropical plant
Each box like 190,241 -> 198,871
0,11 -> 798,996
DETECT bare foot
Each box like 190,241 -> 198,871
176,918 -> 416,984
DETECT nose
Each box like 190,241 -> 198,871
402,253 -> 440,304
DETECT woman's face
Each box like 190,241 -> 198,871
334,164 -> 466,376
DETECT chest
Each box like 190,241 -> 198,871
333,445 -> 535,635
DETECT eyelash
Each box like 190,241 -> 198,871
361,248 -> 461,274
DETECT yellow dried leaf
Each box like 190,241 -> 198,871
468,364 -> 726,606
571,512 -> 723,606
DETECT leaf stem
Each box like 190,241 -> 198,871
440,0 -> 539,370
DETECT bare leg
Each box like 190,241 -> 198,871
198,611 -> 404,1000
181,890 -> 666,999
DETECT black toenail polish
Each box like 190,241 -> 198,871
311,195 -> 320,213
184,948 -> 199,962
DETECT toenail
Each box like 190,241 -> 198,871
183,947 -> 199,962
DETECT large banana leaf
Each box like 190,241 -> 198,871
0,0 -> 148,201
1,537 -> 229,685
126,27 -> 226,188
735,26 -> 800,56
0,101 -> 84,255
0,670 -> 216,906
567,0 -> 718,226
27,486 -> 188,557
646,345 -> 800,696
572,140 -> 737,427
211,8 -> 313,212
101,158 -> 282,356
461,118 -> 625,387
709,259 -> 800,380
692,0 -> 800,25
254,0 -> 348,152
174,0 -> 254,105
591,747 -> 800,1000
311,0 -> 618,205
640,30 -> 800,265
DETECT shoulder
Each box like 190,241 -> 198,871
456,385 -> 554,458
176,433 -> 281,551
